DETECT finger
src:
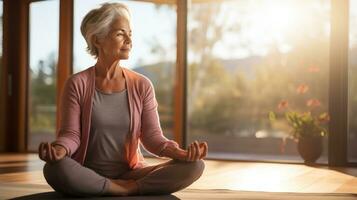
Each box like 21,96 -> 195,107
203,142 -> 208,158
38,143 -> 45,161
43,143 -> 50,162
46,143 -> 53,162
190,143 -> 195,162
42,143 -> 48,162
194,141 -> 200,160
51,146 -> 60,161
187,144 -> 193,162
200,142 -> 208,159
199,142 -> 205,152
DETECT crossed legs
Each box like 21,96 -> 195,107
43,157 -> 205,197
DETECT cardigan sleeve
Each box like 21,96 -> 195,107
52,77 -> 81,157
139,78 -> 179,157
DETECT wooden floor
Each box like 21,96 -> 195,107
0,153 -> 357,199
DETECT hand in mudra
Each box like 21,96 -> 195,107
38,142 -> 67,164
184,141 -> 208,162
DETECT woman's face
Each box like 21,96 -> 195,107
96,17 -> 132,61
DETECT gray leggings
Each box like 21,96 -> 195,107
43,156 -> 205,197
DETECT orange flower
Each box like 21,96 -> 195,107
307,99 -> 321,107
296,84 -> 309,94
308,65 -> 320,73
278,100 -> 289,110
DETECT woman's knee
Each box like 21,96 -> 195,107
186,160 -> 205,180
174,159 -> 205,182
43,157 -> 80,195
43,158 -> 68,193
135,160 -> 205,195
167,160 -> 205,193
43,157 -> 72,180
43,157 -> 108,197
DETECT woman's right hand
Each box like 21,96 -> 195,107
38,142 -> 67,163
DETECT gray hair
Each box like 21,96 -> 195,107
80,2 -> 131,58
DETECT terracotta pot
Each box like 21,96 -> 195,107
297,136 -> 323,163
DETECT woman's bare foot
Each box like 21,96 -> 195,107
104,179 -> 139,196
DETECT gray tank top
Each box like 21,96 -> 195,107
84,88 -> 130,179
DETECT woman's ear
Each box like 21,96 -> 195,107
92,35 -> 101,49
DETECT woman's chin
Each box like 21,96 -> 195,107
118,53 -> 130,60
119,56 -> 130,60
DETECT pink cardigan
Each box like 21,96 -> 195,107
53,66 -> 178,169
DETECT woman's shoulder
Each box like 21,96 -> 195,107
62,67 -> 93,98
66,66 -> 93,84
123,67 -> 153,88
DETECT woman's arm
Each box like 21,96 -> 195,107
139,78 -> 180,156
51,77 -> 81,157
139,78 -> 208,161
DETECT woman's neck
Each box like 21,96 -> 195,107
95,57 -> 122,80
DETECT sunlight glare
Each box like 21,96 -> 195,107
228,165 -> 291,192
245,1 -> 305,54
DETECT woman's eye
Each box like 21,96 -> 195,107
116,32 -> 131,38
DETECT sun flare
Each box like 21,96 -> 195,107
245,1 -> 308,53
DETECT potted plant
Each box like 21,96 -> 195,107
269,85 -> 329,163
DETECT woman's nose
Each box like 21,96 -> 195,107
125,35 -> 132,44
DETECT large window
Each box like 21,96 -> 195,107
73,1 -> 177,144
28,0 -> 59,151
348,0 -> 357,163
187,0 -> 330,163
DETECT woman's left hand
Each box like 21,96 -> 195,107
161,140 -> 208,162
185,141 -> 208,162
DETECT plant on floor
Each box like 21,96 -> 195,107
269,100 -> 329,140
268,68 -> 330,163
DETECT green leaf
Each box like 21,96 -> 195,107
269,111 -> 276,122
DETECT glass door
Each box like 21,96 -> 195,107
27,0 -> 59,151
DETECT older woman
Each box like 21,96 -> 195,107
38,2 -> 208,197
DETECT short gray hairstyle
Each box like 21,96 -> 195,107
80,2 -> 131,58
